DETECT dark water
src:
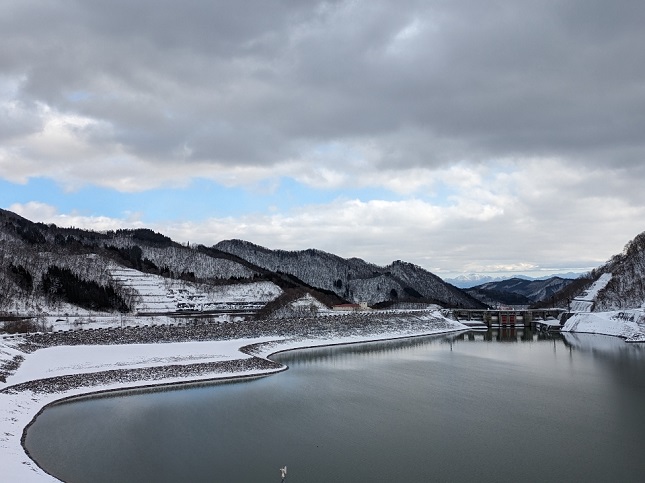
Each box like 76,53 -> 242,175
25,329 -> 645,482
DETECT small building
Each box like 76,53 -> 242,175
332,302 -> 370,312
332,303 -> 361,312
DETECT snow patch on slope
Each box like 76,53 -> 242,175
570,272 -> 612,312
108,266 -> 282,313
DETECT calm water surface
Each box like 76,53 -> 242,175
25,329 -> 645,482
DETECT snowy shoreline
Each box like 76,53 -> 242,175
0,310 -> 467,482
561,309 -> 645,343
3,307 -> 644,482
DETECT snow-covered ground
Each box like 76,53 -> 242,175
0,337 -> 285,483
570,272 -> 612,312
556,271 -> 645,341
0,310 -> 466,482
0,266 -> 283,325
6,340 -> 258,387
108,266 -> 282,313
562,309 -> 645,342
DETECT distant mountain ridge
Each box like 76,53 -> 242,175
7,206 -> 644,315
0,209 -> 484,317
445,272 -> 581,289
465,277 -> 575,307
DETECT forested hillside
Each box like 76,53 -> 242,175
0,209 -> 266,315
466,277 -> 574,307
532,230 -> 645,312
9,207 -> 645,315
587,231 -> 645,311
215,239 -> 484,308
1,209 -> 484,317
7,208 -> 645,315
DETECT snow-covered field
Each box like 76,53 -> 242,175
0,310 -> 467,482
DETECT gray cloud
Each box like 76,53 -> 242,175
2,0 -> 644,174
3,0 -> 645,278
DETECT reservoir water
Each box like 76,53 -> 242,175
25,329 -> 645,482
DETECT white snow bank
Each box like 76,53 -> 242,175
3,340 -> 257,388
562,309 -> 645,342
0,337 -> 282,483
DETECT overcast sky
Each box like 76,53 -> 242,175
2,0 -> 645,278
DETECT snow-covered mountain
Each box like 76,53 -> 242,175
581,231 -> 645,311
0,209 -> 282,317
4,207 -> 645,315
445,272 -> 581,289
214,240 -> 484,307
0,209 -> 483,318
538,230 -> 645,312
466,277 -> 575,306
444,274 -> 498,288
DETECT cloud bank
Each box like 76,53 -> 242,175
2,0 -> 645,276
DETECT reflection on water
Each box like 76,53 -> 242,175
276,332 -> 462,366
25,330 -> 645,483
277,328 -> 560,367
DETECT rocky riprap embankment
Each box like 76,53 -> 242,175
2,357 -> 279,395
0,355 -> 24,383
22,311 -> 459,349
2,311 -> 460,394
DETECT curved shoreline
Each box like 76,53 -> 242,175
20,328 -> 465,482
2,312 -> 467,482
8,313 -> 644,482
20,370 -> 287,482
